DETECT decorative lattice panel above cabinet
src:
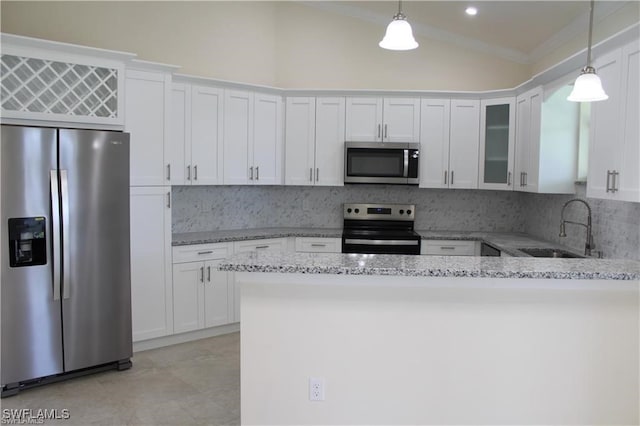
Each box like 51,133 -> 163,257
1,54 -> 121,123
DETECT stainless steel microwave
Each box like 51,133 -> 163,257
344,142 -> 419,184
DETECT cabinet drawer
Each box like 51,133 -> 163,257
172,243 -> 231,263
233,238 -> 289,253
295,237 -> 342,253
421,240 -> 478,256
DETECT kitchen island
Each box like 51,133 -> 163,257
219,252 -> 639,425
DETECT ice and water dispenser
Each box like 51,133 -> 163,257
8,217 -> 47,267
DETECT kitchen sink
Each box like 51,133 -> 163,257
517,248 -> 586,258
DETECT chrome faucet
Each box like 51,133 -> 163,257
559,198 -> 595,256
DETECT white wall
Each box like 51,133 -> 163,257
240,273 -> 639,425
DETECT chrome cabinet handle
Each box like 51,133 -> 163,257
440,246 -> 456,250
377,124 -> 381,139
507,171 -> 511,186
444,170 -> 448,185
207,266 -> 211,282
194,165 -> 198,181
520,172 -> 524,187
200,266 -> 204,283
524,172 -> 527,186
310,244 -> 326,247
60,170 -> 70,300
197,250 -> 213,255
310,168 -> 313,182
606,170 -> 612,192
167,191 -> 171,208
167,164 -> 171,181
611,170 -> 619,193
384,124 -> 388,139
316,168 -> 319,181
50,171 -> 61,301
256,166 -> 259,181
187,165 -> 191,181
249,166 -> 254,180
255,245 -> 269,249
451,171 -> 454,185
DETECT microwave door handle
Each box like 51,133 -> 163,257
403,150 -> 409,177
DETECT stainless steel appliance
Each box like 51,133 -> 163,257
1,125 -> 132,397
344,142 -> 419,185
342,203 -> 421,255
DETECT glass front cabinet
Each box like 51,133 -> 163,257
478,97 -> 515,190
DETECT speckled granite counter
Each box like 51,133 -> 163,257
172,227 -> 343,246
219,251 -> 640,280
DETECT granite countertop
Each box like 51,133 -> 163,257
172,227 -> 343,246
218,251 -> 640,281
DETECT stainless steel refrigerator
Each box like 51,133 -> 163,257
1,125 -> 132,396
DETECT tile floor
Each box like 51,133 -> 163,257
1,332 -> 240,425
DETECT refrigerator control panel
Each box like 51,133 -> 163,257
8,217 -> 47,267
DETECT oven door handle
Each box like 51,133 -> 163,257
344,239 -> 419,246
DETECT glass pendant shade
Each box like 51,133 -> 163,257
567,66 -> 609,102
379,16 -> 419,50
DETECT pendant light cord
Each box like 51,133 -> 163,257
587,0 -> 595,67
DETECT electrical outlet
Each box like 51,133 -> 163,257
309,377 -> 325,401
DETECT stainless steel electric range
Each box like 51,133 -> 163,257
341,203 -> 421,255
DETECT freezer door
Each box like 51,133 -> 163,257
1,125 -> 63,385
59,129 -> 132,372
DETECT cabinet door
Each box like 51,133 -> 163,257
419,99 -> 450,188
449,100 -> 480,189
130,186 -> 172,342
253,93 -> 283,185
315,97 -> 346,186
191,86 -> 224,185
173,261 -> 204,334
224,90 -> 252,184
587,48 -> 623,199
168,83 -> 189,185
514,93 -> 531,192
204,259 -> 230,328
345,98 -> 383,141
285,97 -> 316,186
125,70 -> 170,186
479,97 -> 516,190
617,40 -> 640,202
382,98 -> 421,142
525,90 -> 542,193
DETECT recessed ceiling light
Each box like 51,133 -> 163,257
465,6 -> 478,16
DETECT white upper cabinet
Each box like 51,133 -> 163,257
168,83 -> 188,185
514,86 -> 578,194
448,99 -> 480,189
479,97 -> 516,190
345,97 -> 420,142
223,90 -> 283,185
588,39 -> 640,202
419,99 -> 451,189
125,69 -> 172,186
285,97 -> 345,186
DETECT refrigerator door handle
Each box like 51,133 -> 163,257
50,170 -> 61,301
60,170 -> 71,300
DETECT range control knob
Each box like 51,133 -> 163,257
399,209 -> 404,215
354,208 -> 360,214
407,209 -> 412,215
347,208 -> 352,213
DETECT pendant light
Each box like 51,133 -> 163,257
567,0 -> 608,102
379,0 -> 419,51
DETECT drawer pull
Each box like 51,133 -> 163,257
255,245 -> 269,249
440,246 -> 456,250
311,244 -> 326,247
197,250 -> 214,255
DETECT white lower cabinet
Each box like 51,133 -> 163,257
130,186 -> 173,342
421,240 -> 478,256
295,237 -> 342,253
172,243 -> 232,333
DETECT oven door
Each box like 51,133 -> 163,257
342,235 -> 421,255
344,142 -> 412,184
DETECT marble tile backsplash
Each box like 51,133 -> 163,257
523,184 -> 640,260
172,184 -> 639,260
172,185 -> 526,234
